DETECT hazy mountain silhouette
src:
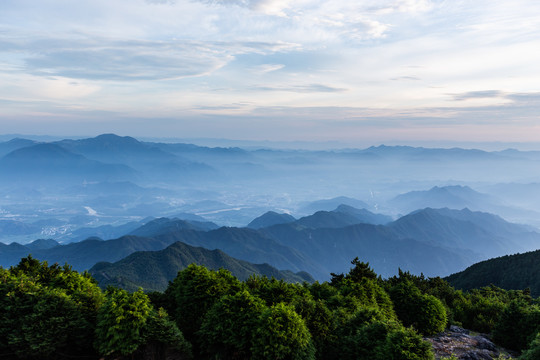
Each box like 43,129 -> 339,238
297,196 -> 371,215
247,211 -> 296,229
129,217 -> 219,237
389,207 -> 540,258
0,143 -> 136,184
0,138 -> 37,156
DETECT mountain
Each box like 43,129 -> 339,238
129,217 -> 219,237
65,221 -> 145,243
446,249 -> 540,297
0,138 -> 37,156
389,208 -> 540,258
89,241 -> 314,292
292,205 -> 392,229
334,204 -> 393,225
389,185 -> 497,214
56,134 -> 177,164
0,220 -> 41,237
25,239 -> 60,250
0,235 -> 178,271
56,134 -> 216,182
260,222 -> 474,279
247,211 -> 296,229
0,143 -> 136,184
297,196 -> 371,215
148,227 -> 322,278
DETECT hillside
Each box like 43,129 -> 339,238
446,249 -> 540,297
90,241 -> 313,292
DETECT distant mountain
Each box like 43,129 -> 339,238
0,220 -> 41,237
389,208 -> 540,258
334,204 -> 393,225
0,235 -> 177,270
149,227 -> 322,278
0,138 -> 37,156
56,134 -> 216,182
297,196 -> 371,215
65,221 -> 145,243
0,143 -> 136,184
389,185 -> 496,214
129,217 -> 219,237
446,249 -> 540,297
247,211 -> 296,229
25,239 -> 60,250
56,134 -> 177,164
260,222 -> 473,279
292,205 -> 392,229
90,241 -> 313,292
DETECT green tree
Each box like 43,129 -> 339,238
246,275 -> 312,306
198,290 -> 266,359
521,332 -> 540,360
0,257 -> 103,359
251,302 -> 315,360
493,300 -> 540,351
164,264 -> 244,340
95,287 -> 152,357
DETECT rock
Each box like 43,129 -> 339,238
425,326 -> 516,360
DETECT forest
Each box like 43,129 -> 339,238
2,256 -> 540,360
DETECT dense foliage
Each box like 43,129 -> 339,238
2,256 -> 540,359
446,249 -> 540,297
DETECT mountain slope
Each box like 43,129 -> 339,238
389,208 -> 540,258
56,134 -> 216,182
0,235 -> 176,271
389,185 -> 496,214
0,143 -> 136,183
260,222 -> 475,279
89,241 -> 314,292
149,227 -> 323,278
129,217 -> 219,237
297,196 -> 370,215
247,211 -> 296,229
446,250 -> 540,297
293,205 -> 392,229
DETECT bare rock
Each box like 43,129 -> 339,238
425,326 -> 516,360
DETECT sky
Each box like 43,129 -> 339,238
1,0 -> 540,147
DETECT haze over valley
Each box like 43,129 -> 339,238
2,133 -> 540,288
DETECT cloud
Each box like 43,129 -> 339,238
250,64 -> 285,74
391,76 -> 421,81
452,90 -> 505,101
253,83 -> 347,93
1,36 -> 299,82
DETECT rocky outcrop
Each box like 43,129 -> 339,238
426,325 -> 517,359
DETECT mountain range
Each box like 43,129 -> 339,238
3,204 -> 539,290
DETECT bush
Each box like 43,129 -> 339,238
390,280 -> 447,335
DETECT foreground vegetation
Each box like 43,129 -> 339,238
1,256 -> 540,359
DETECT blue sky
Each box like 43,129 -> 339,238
1,0 -> 540,146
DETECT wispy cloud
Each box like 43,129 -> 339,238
452,90 -> 505,101
253,84 -> 348,93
